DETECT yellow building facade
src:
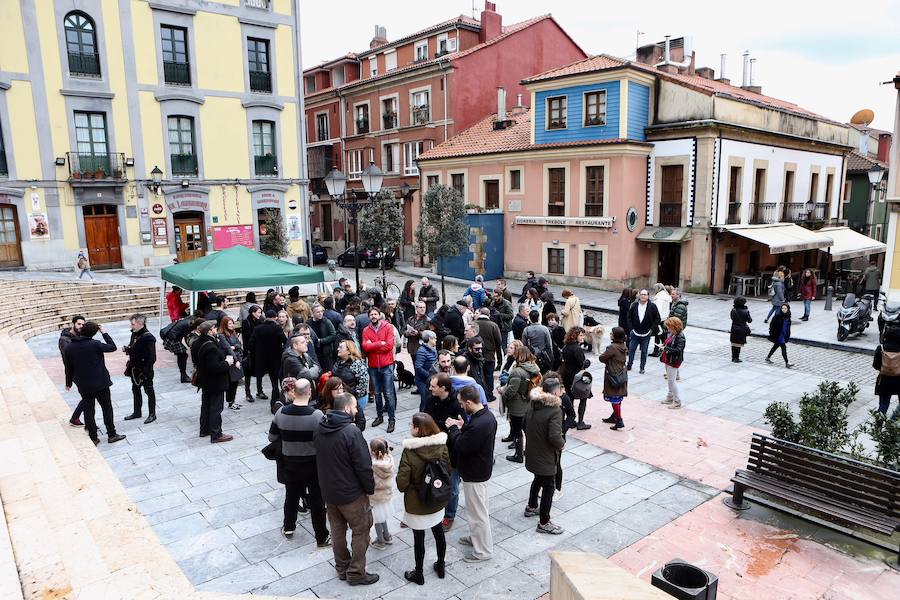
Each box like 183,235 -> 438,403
0,0 -> 309,271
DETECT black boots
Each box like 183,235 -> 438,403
610,419 -> 624,431
601,411 -> 616,424
731,347 -> 742,363
575,399 -> 591,430
501,432 -> 514,443
506,437 -> 523,462
404,570 -> 425,585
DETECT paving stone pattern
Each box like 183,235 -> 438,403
29,321 -> 719,599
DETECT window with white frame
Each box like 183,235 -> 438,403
369,57 -> 377,77
354,104 -> 369,134
382,142 -> 399,174
411,90 -> 430,124
414,41 -> 428,62
384,50 -> 397,71
382,97 -> 398,129
583,249 -> 603,278
437,33 -> 449,56
331,66 -> 344,87
348,149 -> 363,179
404,141 -> 425,176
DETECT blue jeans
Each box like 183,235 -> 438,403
370,365 -> 396,420
627,332 -> 651,371
766,303 -> 780,321
802,299 -> 812,318
416,381 -> 428,411
444,467 -> 462,519
357,394 -> 369,411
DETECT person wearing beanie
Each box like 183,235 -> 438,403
729,297 -> 752,363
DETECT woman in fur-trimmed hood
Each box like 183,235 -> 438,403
524,381 -> 566,535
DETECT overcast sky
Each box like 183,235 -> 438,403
300,0 -> 899,132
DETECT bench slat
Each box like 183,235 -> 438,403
750,434 -> 900,483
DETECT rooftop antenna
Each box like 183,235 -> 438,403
636,29 -> 645,52
472,0 -> 476,18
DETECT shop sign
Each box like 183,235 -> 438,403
152,218 -> 168,246
514,215 -> 614,228
252,189 -> 283,208
166,191 -> 209,212
213,224 -> 254,250
152,203 -> 164,214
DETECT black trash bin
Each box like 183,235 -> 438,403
651,559 -> 718,600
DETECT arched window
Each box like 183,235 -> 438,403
64,12 -> 100,76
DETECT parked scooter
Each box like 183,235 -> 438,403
836,293 -> 873,341
878,291 -> 900,341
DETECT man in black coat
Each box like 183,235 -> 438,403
190,320 -> 234,443
204,295 -> 228,324
444,300 -> 467,341
251,309 -> 287,405
512,303 -> 530,341
279,334 -> 321,411
124,313 -> 158,424
418,276 -> 440,316
445,385 -> 497,562
315,393 -> 379,586
518,271 -> 538,303
60,314 -> 86,427
626,289 -> 660,374
64,321 -> 126,446
425,373 -> 464,531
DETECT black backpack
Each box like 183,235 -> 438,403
418,458 -> 452,506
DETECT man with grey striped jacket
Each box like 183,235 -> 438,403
268,377 -> 330,545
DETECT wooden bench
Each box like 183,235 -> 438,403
725,433 -> 900,564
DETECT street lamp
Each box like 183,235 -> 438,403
324,167 -> 363,293
868,164 -> 886,238
360,161 -> 384,195
149,165 -> 163,194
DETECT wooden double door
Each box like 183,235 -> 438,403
0,204 -> 23,268
83,204 -> 121,269
174,213 -> 206,263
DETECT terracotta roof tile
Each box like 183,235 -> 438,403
523,54 -> 841,124
418,107 -> 647,161
846,150 -> 888,173
360,15 -> 481,57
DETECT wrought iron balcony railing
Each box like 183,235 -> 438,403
67,152 -> 126,180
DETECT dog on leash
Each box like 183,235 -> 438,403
395,361 -> 415,389
582,314 -> 605,354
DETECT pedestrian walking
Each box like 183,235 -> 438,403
524,377 -> 565,534
863,260 -> 882,310
799,269 -> 817,321
617,288 -> 633,336
63,321 -> 126,446
123,313 -> 157,424
597,327 -> 628,430
660,317 -> 686,409
445,385 -> 497,562
873,326 -> 900,418
651,283 -> 672,357
166,286 -> 189,322
269,377 -> 330,545
396,413 -> 450,584
626,290 -> 660,374
251,309 -> 287,407
560,289 -> 582,332
216,316 -> 245,411
765,270 -> 786,323
75,250 -> 94,280
191,320 -> 234,442
501,344 -> 540,463
730,297 -> 753,363
362,307 -> 398,433
765,304 -> 794,368
414,331 -> 438,410
60,315 -> 86,427
241,304 -> 263,401
315,393 -> 379,586
368,437 -> 395,550
669,288 -> 688,328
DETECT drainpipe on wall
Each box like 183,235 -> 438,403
710,132 -> 723,293
292,0 -> 313,262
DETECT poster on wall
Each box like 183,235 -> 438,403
28,212 -> 50,238
213,225 -> 255,250
152,218 -> 168,246
287,216 -> 301,240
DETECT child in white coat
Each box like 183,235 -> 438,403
369,437 -> 395,549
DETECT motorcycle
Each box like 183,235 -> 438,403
836,293 -> 873,341
878,291 -> 900,340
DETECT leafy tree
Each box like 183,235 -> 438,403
259,209 -> 289,259
359,189 -> 404,291
416,184 -> 468,303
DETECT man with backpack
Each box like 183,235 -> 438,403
445,385 -> 497,562
522,310 -> 553,373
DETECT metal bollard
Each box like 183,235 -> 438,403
825,285 -> 834,311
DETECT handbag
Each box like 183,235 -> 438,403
605,368 -> 627,389
261,438 -> 282,461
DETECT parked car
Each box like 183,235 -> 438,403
311,244 -> 329,265
336,246 -> 395,269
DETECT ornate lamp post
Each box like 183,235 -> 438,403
323,166 -> 360,293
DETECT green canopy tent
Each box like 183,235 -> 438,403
159,245 -> 325,326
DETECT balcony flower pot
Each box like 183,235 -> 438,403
113,168 -> 123,179
94,169 -> 105,179
71,171 -> 82,180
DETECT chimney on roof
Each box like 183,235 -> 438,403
742,56 -> 762,94
741,51 -> 750,87
479,1 -> 502,43
497,87 -> 507,122
715,54 -> 730,85
877,133 -> 892,163
696,66 -> 715,80
516,93 -> 523,108
370,25 -> 387,49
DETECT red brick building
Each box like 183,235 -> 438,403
303,2 -> 585,258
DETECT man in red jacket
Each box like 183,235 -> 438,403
361,306 -> 397,433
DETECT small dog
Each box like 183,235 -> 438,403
395,361 -> 415,389
582,315 -> 606,354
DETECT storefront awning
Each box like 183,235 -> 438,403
818,226 -> 887,261
722,223 -> 832,254
636,226 -> 691,243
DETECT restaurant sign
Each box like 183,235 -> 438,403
166,191 -> 209,213
514,215 -> 614,228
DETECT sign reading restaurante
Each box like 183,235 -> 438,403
514,215 -> 615,228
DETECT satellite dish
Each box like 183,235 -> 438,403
850,108 -> 875,125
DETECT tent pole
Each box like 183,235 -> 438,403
190,291 -> 196,315
159,282 -> 166,333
